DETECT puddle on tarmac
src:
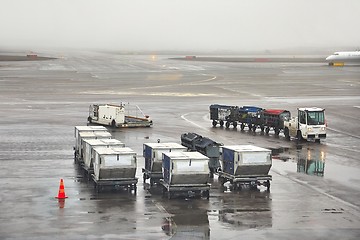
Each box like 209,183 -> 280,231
271,145 -> 360,190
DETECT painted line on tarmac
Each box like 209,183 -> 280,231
181,113 -> 209,132
327,127 -> 360,140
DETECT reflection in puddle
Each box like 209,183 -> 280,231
271,145 -> 326,177
162,208 -> 210,239
297,148 -> 325,176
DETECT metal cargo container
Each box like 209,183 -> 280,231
220,145 -> 272,176
77,131 -> 112,164
74,126 -> 108,160
82,138 -> 125,173
142,142 -> 187,184
92,146 -> 138,192
93,146 -> 137,181
162,151 -> 210,185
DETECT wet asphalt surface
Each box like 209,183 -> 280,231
0,52 -> 360,239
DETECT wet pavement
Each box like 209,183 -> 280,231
0,51 -> 360,239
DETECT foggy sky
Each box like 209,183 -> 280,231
1,0 -> 359,52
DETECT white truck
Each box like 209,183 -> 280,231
88,103 -> 153,128
283,107 -> 326,143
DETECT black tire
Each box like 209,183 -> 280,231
87,116 -> 92,123
260,125 -> 265,132
220,120 -> 224,127
248,124 -> 252,130
265,127 -> 270,134
225,121 -> 230,129
315,139 -> 321,143
212,120 -> 217,127
274,128 -> 280,136
266,180 -> 271,191
297,130 -> 303,141
111,119 -> 116,128
284,127 -> 290,140
252,125 -> 257,132
233,122 -> 237,128
241,123 -> 245,130
143,173 -> 146,183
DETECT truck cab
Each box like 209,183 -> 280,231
284,107 -> 326,143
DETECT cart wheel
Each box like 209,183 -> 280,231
274,128 -> 280,136
133,184 -> 137,194
266,180 -> 271,191
265,127 -> 270,134
220,120 -> 224,127
241,123 -> 245,130
260,125 -> 265,132
248,124 -> 252,130
150,178 -> 154,187
225,121 -> 230,128
315,139 -> 321,143
212,120 -> 217,127
252,125 -> 257,132
143,173 -> 146,183
111,119 -> 116,128
206,190 -> 210,200
233,121 -> 237,128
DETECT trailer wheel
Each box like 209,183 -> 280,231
266,180 -> 271,191
274,128 -> 280,136
212,120 -> 217,127
265,127 -> 270,134
143,173 -> 146,183
252,125 -> 257,132
220,120 -> 224,127
111,119 -> 116,128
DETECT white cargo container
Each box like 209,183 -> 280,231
82,138 -> 125,173
77,131 -> 112,164
161,151 -> 210,199
92,146 -> 138,192
142,142 -> 187,185
74,126 -> 107,157
218,145 -> 272,190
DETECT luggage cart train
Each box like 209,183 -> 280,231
74,126 -> 273,198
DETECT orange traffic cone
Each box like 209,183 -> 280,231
55,179 -> 68,199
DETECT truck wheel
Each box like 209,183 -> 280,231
212,120 -> 217,127
220,120 -> 224,127
297,130 -> 303,141
225,121 -> 230,128
284,128 -> 290,140
111,119 -> 116,128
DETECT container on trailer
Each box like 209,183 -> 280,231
220,145 -> 272,176
82,138 -> 125,173
162,151 -> 210,185
74,126 -> 108,159
93,146 -> 137,182
142,142 -> 187,184
77,131 -> 112,163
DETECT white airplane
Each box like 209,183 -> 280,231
325,50 -> 360,65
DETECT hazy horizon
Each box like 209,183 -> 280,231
1,0 -> 359,53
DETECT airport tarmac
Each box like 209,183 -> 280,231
0,51 -> 360,239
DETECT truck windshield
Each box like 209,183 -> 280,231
307,111 -> 325,125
